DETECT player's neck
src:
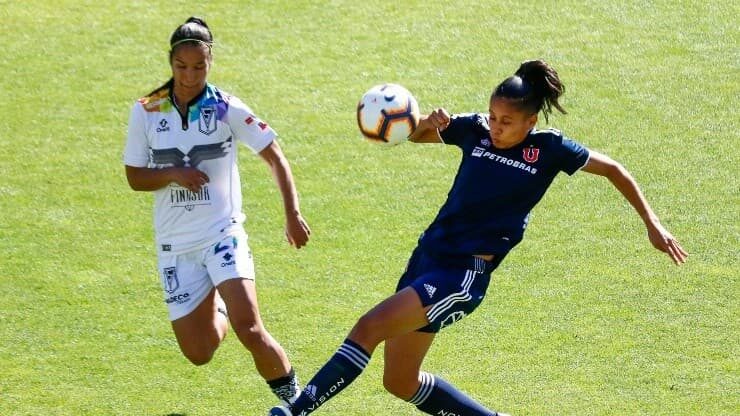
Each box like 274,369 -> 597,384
172,90 -> 196,116
171,84 -> 205,114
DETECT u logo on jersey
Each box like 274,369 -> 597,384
199,106 -> 217,135
523,147 -> 540,163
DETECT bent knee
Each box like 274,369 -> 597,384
349,314 -> 387,346
175,330 -> 222,366
383,371 -> 419,400
181,345 -> 217,366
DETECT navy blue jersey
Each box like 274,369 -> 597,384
418,113 -> 590,258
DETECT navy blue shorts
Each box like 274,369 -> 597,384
395,247 -> 504,333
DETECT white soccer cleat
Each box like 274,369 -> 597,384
267,405 -> 292,416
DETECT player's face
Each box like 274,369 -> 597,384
170,44 -> 211,97
488,98 -> 537,149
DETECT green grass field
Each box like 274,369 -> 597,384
1,1 -> 737,415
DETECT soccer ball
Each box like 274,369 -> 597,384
357,83 -> 420,146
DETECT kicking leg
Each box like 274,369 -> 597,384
383,307 -> 507,415
279,287 -> 430,415
383,330 -> 435,399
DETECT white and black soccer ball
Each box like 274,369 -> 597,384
356,83 -> 420,146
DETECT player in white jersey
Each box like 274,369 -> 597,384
123,17 -> 310,406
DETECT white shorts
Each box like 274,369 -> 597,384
157,230 -> 255,321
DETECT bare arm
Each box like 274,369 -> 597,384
581,150 -> 688,264
258,140 -> 311,248
408,108 -> 450,143
125,165 -> 209,193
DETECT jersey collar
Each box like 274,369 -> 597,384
169,84 -> 209,110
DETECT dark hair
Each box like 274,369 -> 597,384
147,17 -> 213,96
169,17 -> 213,60
491,59 -> 566,122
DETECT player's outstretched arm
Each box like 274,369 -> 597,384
581,150 -> 688,264
409,108 -> 450,143
258,140 -> 311,249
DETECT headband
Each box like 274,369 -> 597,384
170,38 -> 213,50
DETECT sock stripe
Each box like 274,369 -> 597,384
336,343 -> 370,370
408,372 -> 436,405
336,349 -> 367,370
339,345 -> 370,365
339,343 -> 370,364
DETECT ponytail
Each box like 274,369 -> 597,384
492,59 -> 566,122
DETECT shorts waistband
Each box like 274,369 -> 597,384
418,248 -> 500,274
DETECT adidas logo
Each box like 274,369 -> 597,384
424,283 -> 437,298
304,384 -> 317,401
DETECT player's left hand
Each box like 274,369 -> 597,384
647,222 -> 688,265
285,212 -> 311,249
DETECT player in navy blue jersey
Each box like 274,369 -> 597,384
268,59 -> 687,416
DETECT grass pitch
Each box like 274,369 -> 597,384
0,1 -> 737,415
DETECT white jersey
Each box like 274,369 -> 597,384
124,83 -> 275,254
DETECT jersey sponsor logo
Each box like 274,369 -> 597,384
199,105 -> 217,135
244,116 -> 269,131
163,267 -> 179,293
151,136 -> 233,168
221,252 -> 235,267
170,185 -> 211,211
165,292 -> 190,304
523,147 -> 540,163
156,119 -> 170,132
471,146 -> 538,174
161,244 -> 172,251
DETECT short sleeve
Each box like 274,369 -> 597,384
439,113 -> 487,148
226,96 -> 277,154
559,136 -> 590,175
439,114 -> 470,147
123,103 -> 151,167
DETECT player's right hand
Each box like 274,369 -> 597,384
171,167 -> 210,193
427,108 -> 451,132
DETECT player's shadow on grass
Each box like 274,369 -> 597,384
164,413 -> 187,416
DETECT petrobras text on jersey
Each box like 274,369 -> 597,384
471,147 -> 538,174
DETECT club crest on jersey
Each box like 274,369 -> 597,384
163,267 -> 179,294
199,106 -> 217,135
480,138 -> 491,147
523,147 -> 540,163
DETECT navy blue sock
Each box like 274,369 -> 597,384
289,339 -> 370,415
409,372 -> 498,416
